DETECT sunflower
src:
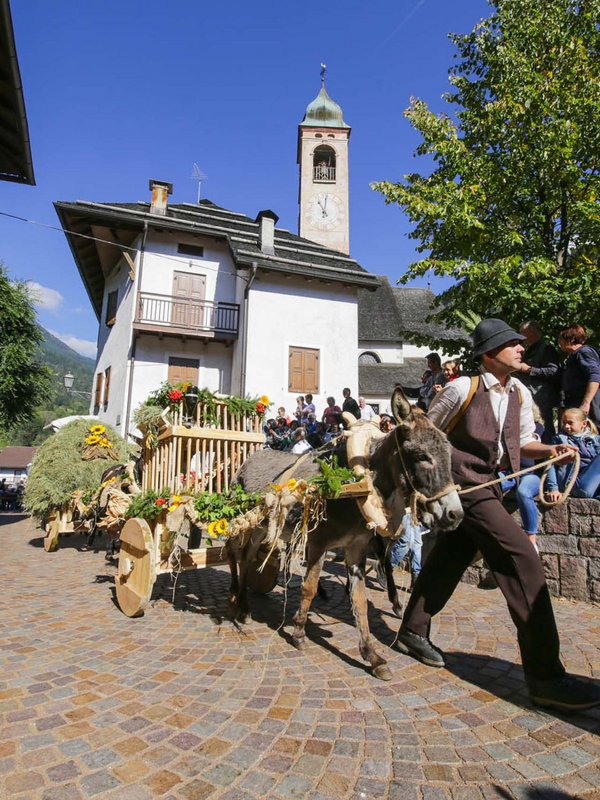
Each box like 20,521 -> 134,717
89,424 -> 106,435
260,395 -> 270,405
207,521 -> 219,538
287,479 -> 298,491
172,495 -> 182,504
269,483 -> 282,492
85,435 -> 100,445
99,438 -> 112,448
214,518 -> 228,536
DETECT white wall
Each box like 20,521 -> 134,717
244,275 -> 359,418
139,232 -> 237,303
92,254 -> 137,432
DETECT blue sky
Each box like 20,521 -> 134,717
2,0 -> 489,358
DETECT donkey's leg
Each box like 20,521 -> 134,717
226,543 -> 241,612
235,531 -> 266,623
346,540 -> 392,681
292,543 -> 327,650
372,534 -> 403,619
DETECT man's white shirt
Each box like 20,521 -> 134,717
359,404 -> 377,421
427,372 -> 537,464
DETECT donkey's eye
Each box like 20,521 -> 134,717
416,453 -> 433,464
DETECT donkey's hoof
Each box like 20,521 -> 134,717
392,602 -> 403,619
372,663 -> 393,681
292,636 -> 306,651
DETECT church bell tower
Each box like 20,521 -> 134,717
298,68 -> 351,254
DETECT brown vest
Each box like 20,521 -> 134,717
448,378 -> 521,487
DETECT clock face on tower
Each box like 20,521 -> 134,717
305,193 -> 345,230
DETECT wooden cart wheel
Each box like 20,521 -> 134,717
247,548 -> 280,594
43,513 -> 60,552
116,518 -> 156,617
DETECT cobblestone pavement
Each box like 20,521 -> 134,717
1,514 -> 599,800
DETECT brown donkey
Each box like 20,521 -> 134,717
228,387 -> 463,680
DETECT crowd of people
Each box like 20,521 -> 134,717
263,389 -> 396,455
0,478 -> 25,511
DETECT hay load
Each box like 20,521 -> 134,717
24,418 -> 130,520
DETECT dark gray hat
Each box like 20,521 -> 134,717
472,318 -> 525,357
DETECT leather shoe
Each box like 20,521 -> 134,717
395,628 -> 445,668
528,674 -> 600,712
477,572 -> 498,590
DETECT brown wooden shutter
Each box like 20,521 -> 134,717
288,347 -> 319,393
168,357 -> 199,385
103,367 -> 111,406
94,373 -> 102,409
105,291 -> 118,326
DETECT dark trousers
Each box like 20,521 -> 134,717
402,484 -> 565,682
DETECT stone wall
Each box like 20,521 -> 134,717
463,498 -> 600,604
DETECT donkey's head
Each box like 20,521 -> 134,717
371,387 -> 463,531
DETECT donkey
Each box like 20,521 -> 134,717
228,387 -> 463,680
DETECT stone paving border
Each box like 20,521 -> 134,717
0,514 -> 599,799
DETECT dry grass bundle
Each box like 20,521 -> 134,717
24,419 -> 130,519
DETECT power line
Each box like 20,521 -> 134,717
0,209 -> 248,283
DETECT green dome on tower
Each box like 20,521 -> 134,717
300,85 -> 350,129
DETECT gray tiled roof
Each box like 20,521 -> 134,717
54,198 -> 379,318
359,359 -> 425,395
358,276 -> 463,342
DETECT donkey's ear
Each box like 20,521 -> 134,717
391,386 -> 412,423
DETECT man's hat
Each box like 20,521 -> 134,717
472,318 -> 525,357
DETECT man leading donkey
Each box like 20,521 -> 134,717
396,318 -> 600,712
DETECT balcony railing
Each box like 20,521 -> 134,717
313,165 -> 336,182
135,292 -> 239,337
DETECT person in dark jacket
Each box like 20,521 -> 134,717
341,388 -> 360,421
558,324 -> 600,426
396,318 -> 600,712
518,320 -> 561,441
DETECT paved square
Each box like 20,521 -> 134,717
0,515 -> 598,798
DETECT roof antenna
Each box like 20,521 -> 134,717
191,163 -> 207,204
320,62 -> 327,87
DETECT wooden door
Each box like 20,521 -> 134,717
172,271 -> 206,328
168,357 -> 199,385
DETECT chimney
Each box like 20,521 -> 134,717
148,179 -> 173,215
255,210 -> 279,255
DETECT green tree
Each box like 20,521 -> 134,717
0,265 -> 52,429
373,0 -> 600,349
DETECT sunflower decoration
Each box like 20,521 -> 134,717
255,394 -> 271,416
82,423 -> 120,461
207,518 -> 229,539
168,494 -> 182,513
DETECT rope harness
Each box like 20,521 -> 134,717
393,427 -> 580,524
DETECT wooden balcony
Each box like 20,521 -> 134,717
133,292 -> 240,341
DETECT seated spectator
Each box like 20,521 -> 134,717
379,414 -> 396,433
558,324 -> 600,426
275,417 -> 292,449
322,396 -> 342,429
358,397 -> 377,421
516,408 -> 600,554
308,421 -> 328,449
277,406 -> 291,425
263,417 -> 277,436
305,412 -> 318,438
291,427 -> 313,455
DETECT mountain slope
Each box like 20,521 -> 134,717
41,329 -> 95,395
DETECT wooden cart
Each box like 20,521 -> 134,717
115,516 -> 280,617
42,504 -> 91,552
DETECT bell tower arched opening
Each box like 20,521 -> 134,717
313,145 -> 336,183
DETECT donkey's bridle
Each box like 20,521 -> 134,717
394,427 -> 460,522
